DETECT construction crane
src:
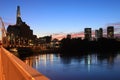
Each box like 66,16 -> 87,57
0,17 -> 8,47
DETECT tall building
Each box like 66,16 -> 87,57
7,6 -> 37,46
99,28 -> 103,38
84,28 -> 92,40
17,6 -> 20,18
95,28 -> 103,40
107,26 -> 114,38
16,6 -> 23,25
95,30 -> 99,39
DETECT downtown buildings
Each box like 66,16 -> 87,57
6,6 -> 115,46
66,26 -> 114,41
84,26 -> 114,40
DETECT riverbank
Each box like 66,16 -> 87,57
60,38 -> 120,54
6,38 -> 120,56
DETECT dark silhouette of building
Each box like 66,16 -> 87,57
95,28 -> 103,39
37,36 -> 52,44
84,28 -> 92,40
95,30 -> 99,39
66,34 -> 71,39
7,6 -> 37,46
16,6 -> 22,25
107,26 -> 114,39
99,28 -> 103,38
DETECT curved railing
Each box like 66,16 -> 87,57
0,46 -> 49,80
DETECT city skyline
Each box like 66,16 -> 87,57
1,0 -> 120,38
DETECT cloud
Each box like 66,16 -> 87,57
106,22 -> 120,26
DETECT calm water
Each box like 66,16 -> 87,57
21,52 -> 120,80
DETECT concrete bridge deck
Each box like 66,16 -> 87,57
0,46 -> 49,80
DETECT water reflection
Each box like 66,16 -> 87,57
97,52 -> 117,65
20,51 -> 120,80
21,54 -> 55,67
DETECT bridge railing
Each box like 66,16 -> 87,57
0,46 -> 49,80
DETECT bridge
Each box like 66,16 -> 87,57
0,17 -> 49,80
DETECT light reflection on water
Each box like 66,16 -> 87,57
21,52 -> 120,80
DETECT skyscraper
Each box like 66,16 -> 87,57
95,28 -> 103,40
99,28 -> 103,38
16,6 -> 22,25
17,6 -> 20,17
107,26 -> 114,38
84,28 -> 92,40
95,30 -> 99,39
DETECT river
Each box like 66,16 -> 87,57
20,52 -> 120,80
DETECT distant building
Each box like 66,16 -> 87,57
7,6 -> 37,46
66,34 -> 71,39
107,26 -> 114,38
95,30 -> 99,39
37,36 -> 52,44
95,28 -> 103,40
84,28 -> 92,40
99,28 -> 103,38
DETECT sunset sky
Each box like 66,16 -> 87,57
1,0 -> 120,38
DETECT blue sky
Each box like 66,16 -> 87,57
1,0 -> 120,37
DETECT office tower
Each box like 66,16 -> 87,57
99,28 -> 103,38
107,26 -> 114,38
95,30 -> 99,39
84,28 -> 92,40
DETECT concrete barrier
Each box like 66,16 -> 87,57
0,47 -> 49,80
